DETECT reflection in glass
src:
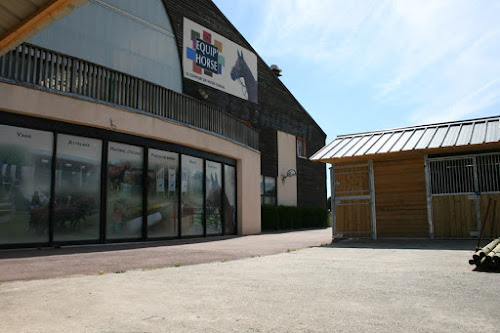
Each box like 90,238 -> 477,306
264,176 -> 276,206
0,125 -> 53,244
224,165 -> 237,235
54,134 -> 101,241
106,142 -> 143,239
147,149 -> 178,238
181,155 -> 203,236
206,161 -> 222,235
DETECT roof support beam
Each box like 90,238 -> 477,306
0,0 -> 75,53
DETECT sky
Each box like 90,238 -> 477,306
213,0 -> 500,143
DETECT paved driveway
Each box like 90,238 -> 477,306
1,232 -> 497,332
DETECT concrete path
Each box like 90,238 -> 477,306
1,233 -> 497,332
0,228 -> 333,282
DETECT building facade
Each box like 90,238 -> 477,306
0,0 -> 326,248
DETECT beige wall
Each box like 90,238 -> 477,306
0,82 -> 261,235
277,130 -> 297,206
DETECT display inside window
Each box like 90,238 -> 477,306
224,165 -> 237,234
147,149 -> 178,238
0,125 -> 53,244
54,134 -> 102,241
206,161 -> 222,235
181,155 -> 204,236
106,142 -> 143,239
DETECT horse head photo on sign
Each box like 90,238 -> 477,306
230,50 -> 258,103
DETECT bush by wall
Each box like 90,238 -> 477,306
261,205 -> 330,231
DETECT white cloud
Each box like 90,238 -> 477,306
246,0 -> 500,125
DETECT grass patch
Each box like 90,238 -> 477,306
173,263 -> 181,267
114,270 -> 126,274
141,267 -> 159,271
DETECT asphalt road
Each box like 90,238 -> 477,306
0,231 -> 497,332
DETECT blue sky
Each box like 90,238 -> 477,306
213,0 -> 500,143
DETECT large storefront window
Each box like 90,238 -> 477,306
224,165 -> 237,234
147,149 -> 178,238
54,134 -> 102,242
0,119 -> 237,247
0,125 -> 53,244
206,161 -> 222,235
181,155 -> 204,236
106,142 -> 143,239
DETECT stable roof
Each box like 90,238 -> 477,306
311,115 -> 500,162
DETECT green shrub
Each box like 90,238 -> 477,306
261,205 -> 329,230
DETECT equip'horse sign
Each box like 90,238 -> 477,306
183,17 -> 258,103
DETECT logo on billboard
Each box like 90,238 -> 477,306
186,30 -> 224,77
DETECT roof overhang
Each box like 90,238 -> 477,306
312,115 -> 500,164
0,0 -> 87,56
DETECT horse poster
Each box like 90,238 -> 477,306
183,17 -> 258,103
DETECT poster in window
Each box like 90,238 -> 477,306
181,155 -> 203,236
148,149 -> 178,238
0,125 -> 53,245
106,142 -> 143,239
206,161 -> 222,235
54,134 -> 102,241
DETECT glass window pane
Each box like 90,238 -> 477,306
54,134 -> 102,241
106,142 -> 143,239
147,149 -> 178,238
264,177 -> 276,196
0,125 -> 53,244
181,155 -> 203,237
224,165 -> 237,235
206,161 -> 222,235
264,196 -> 276,206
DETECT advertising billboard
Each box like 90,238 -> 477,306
183,17 -> 258,103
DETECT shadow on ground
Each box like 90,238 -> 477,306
0,235 -> 239,260
322,238 -> 484,251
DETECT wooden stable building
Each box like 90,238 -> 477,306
312,116 -> 500,239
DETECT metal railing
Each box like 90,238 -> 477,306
0,43 -> 259,150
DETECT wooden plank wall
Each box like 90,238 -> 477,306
334,165 -> 371,237
373,157 -> 429,237
480,194 -> 500,238
433,195 -> 477,238
336,199 -> 372,237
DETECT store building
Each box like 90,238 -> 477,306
0,0 -> 326,248
312,116 -> 500,239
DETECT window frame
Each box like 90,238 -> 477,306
297,137 -> 307,158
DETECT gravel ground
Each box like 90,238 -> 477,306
0,235 -> 497,332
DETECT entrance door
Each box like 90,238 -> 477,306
332,163 -> 374,238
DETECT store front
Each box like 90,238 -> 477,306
0,113 -> 237,248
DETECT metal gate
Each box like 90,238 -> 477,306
428,153 -> 500,238
331,162 -> 376,238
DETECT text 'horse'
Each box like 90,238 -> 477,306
230,50 -> 257,103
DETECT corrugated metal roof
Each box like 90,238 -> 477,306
311,115 -> 500,161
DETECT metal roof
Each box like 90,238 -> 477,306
311,115 -> 500,162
